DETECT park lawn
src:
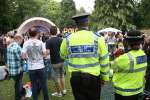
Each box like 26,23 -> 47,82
0,72 -> 74,100
0,68 -> 114,100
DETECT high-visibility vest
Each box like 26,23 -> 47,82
60,30 -> 110,81
111,50 -> 147,96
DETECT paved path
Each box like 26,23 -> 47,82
101,82 -> 114,100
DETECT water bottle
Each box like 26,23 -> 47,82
23,60 -> 28,72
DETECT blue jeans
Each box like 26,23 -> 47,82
29,68 -> 49,100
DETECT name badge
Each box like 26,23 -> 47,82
136,55 -> 147,64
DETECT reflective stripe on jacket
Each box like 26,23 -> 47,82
111,50 -> 147,96
60,30 -> 110,81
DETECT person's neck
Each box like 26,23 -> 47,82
78,26 -> 88,30
31,36 -> 37,39
51,35 -> 57,37
10,39 -> 15,43
8,40 -> 15,46
15,40 -> 21,45
130,45 -> 141,50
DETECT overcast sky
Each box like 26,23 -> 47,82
55,0 -> 95,13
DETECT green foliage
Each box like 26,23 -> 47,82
0,0 -> 77,34
0,0 -> 13,33
40,0 -> 61,26
91,0 -> 136,31
76,7 -> 86,14
0,0 -> 45,34
59,0 -> 76,29
138,0 -> 150,28
1,0 -> 150,34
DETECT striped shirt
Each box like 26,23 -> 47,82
7,42 -> 23,76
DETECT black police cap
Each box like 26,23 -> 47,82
124,30 -> 144,43
72,13 -> 90,23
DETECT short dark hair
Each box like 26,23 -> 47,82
7,32 -> 15,38
50,26 -> 57,35
28,27 -> 38,37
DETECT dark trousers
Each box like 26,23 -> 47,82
70,72 -> 101,100
115,93 -> 141,100
144,71 -> 150,99
29,68 -> 49,100
12,72 -> 24,100
145,71 -> 150,91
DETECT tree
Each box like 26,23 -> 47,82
59,0 -> 76,29
0,0 -> 14,34
91,0 -> 136,31
0,0 -> 77,34
0,0 -> 45,34
40,0 -> 61,26
139,0 -> 150,27
14,0 -> 44,24
77,7 -> 86,14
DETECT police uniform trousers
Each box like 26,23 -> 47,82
70,72 -> 101,100
115,93 -> 142,100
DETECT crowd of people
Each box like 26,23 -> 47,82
0,13 -> 150,100
0,26 -> 66,100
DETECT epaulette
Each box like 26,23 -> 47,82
63,32 -> 71,38
94,32 -> 101,37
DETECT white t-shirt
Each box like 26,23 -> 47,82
22,39 -> 46,70
107,36 -> 116,45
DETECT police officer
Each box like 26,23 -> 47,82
111,30 -> 147,100
60,13 -> 110,100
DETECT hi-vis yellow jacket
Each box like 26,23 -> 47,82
111,49 -> 147,96
60,30 -> 110,81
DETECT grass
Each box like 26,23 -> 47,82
0,70 -> 114,100
0,72 -> 74,100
